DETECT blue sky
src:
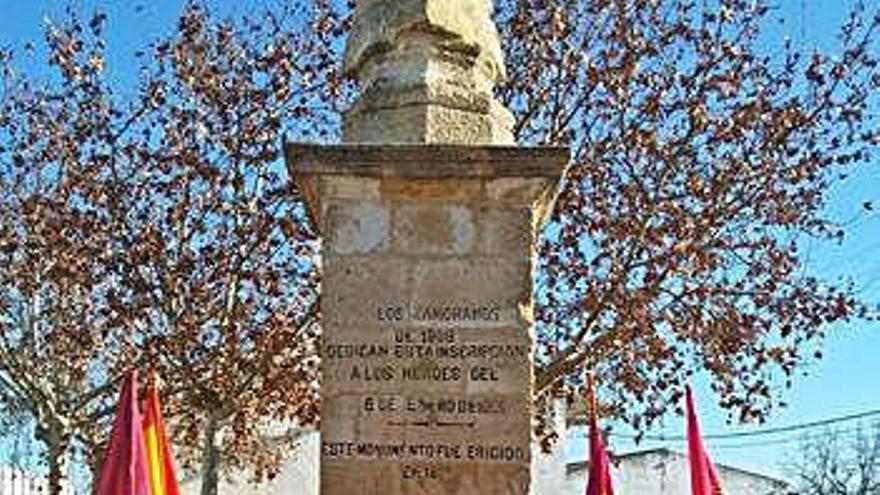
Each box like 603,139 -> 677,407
1,0 -> 878,484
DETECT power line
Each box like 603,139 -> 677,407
710,435 -> 805,450
710,423 -> 876,450
603,408 -> 880,442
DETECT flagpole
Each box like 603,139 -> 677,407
585,372 -> 615,495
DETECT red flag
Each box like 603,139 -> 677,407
143,372 -> 182,495
686,385 -> 724,495
585,377 -> 614,495
95,370 -> 151,495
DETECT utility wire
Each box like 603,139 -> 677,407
602,408 -> 880,442
710,423 -> 877,450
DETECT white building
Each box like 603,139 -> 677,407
0,466 -> 73,495
565,448 -> 790,495
181,433 -> 320,495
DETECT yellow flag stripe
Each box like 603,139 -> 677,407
144,424 -> 166,495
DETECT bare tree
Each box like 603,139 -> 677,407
786,424 -> 880,495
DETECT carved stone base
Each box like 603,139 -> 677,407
286,143 -> 567,495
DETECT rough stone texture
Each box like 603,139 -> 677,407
322,255 -> 413,328
287,144 -> 566,495
475,206 -> 532,256
409,258 -> 528,315
289,144 -> 568,178
486,178 -> 558,204
343,0 -> 514,144
325,201 -> 391,255
380,178 -> 484,202
321,176 -> 382,200
392,204 -> 476,255
289,144 -> 567,232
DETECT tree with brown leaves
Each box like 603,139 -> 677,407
115,5 -> 341,492
496,0 -> 879,437
0,9 -> 149,493
1,0 -> 879,492
1,3 -> 342,493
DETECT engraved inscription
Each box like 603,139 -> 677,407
322,300 -> 530,482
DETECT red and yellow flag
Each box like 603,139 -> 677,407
143,373 -> 182,495
95,370 -> 151,495
585,377 -> 615,495
686,385 -> 724,495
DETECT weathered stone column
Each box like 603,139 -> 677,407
286,2 -> 567,494
342,0 -> 515,145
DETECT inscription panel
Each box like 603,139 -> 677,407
321,196 -> 535,495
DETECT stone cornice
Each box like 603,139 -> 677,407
285,142 -> 569,179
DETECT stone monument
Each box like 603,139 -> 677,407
342,0 -> 515,144
285,1 -> 567,494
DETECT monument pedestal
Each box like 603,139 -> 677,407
287,143 -> 566,495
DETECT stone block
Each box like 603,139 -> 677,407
380,179 -> 483,201
343,0 -> 514,145
322,256 -> 413,327
301,136 -> 566,495
411,258 -> 530,324
345,0 -> 504,79
320,395 -> 359,443
476,206 -> 533,257
344,102 -> 513,146
321,461 -> 397,495
321,461 -> 528,495
392,204 -> 476,255
486,177 -> 555,204
321,176 -> 381,200
324,200 -> 390,255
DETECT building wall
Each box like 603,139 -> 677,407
530,399 -> 568,495
181,434 -> 319,495
0,466 -> 73,495
564,450 -> 788,495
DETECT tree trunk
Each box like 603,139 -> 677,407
87,440 -> 105,494
199,415 -> 221,495
44,430 -> 70,495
